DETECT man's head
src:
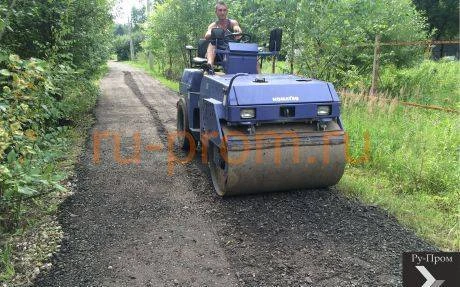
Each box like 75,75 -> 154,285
215,1 -> 228,20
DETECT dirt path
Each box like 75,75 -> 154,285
34,62 -> 435,287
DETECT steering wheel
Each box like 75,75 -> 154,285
225,32 -> 252,43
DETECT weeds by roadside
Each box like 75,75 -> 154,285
340,92 -> 459,250
0,243 -> 14,282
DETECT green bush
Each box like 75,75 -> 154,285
51,65 -> 101,126
114,35 -> 131,61
0,53 -> 102,232
0,56 -> 60,158
0,55 -> 69,231
0,0 -> 113,79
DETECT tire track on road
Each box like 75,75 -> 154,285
35,65 -> 239,287
123,71 -> 170,147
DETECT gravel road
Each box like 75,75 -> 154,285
33,62 -> 435,287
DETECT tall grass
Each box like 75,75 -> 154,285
0,244 -> 14,282
340,93 -> 459,250
379,60 -> 460,107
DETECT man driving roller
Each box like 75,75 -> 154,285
204,1 -> 242,70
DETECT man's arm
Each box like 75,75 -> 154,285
204,23 -> 216,40
231,20 -> 242,40
231,20 -> 242,34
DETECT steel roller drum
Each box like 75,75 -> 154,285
208,121 -> 346,196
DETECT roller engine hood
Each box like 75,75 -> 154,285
199,74 -> 339,106
223,75 -> 335,106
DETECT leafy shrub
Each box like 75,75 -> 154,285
114,35 -> 131,61
50,65 -> 101,126
0,55 -> 60,159
0,55 -> 75,232
0,0 -> 113,79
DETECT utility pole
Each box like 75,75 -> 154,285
146,0 -> 154,70
128,15 -> 135,61
146,0 -> 151,13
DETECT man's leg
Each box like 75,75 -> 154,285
206,43 -> 216,66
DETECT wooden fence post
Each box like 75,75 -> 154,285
370,35 -> 381,97
424,40 -> 434,60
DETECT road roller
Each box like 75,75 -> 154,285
177,28 -> 345,196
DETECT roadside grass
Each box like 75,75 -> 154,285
260,58 -> 291,74
128,58 -> 459,250
340,94 -> 459,250
262,59 -> 460,109
0,243 -> 14,282
126,59 -> 179,92
339,168 -> 459,251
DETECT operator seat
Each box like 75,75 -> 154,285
185,39 -> 208,68
186,30 -> 225,71
194,39 -> 209,65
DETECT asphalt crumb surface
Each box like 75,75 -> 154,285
33,62 -> 435,287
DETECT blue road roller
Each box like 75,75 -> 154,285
177,28 -> 345,196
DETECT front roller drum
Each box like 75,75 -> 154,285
208,126 -> 346,196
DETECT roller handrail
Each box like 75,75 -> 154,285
224,73 -> 249,105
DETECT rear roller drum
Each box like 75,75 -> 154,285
176,99 -> 192,150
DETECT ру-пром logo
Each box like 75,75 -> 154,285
403,252 -> 459,287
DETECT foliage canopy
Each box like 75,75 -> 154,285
0,0 -> 113,78
141,0 -> 429,85
413,0 -> 459,40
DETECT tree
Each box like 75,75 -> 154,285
143,0 -> 213,78
294,0 -> 429,84
413,0 -> 459,40
115,24 -> 127,36
142,0 -> 429,85
131,6 -> 147,31
0,0 -> 113,78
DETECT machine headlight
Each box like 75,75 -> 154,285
317,105 -> 331,116
240,108 -> 256,119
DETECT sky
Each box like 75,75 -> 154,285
112,0 -> 146,24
